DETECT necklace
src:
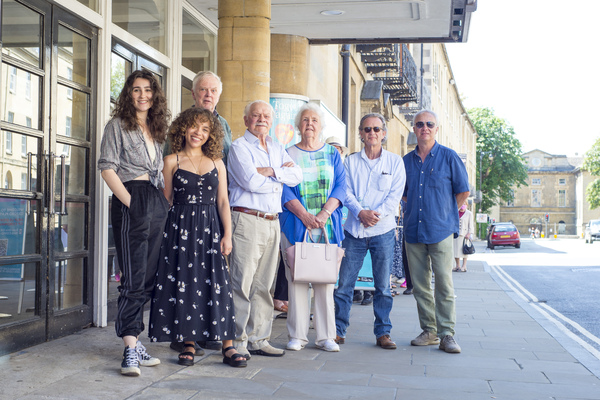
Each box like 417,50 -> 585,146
184,152 -> 204,175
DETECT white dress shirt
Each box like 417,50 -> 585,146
344,148 -> 406,238
228,130 -> 302,213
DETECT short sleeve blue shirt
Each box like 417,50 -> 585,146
403,141 -> 470,244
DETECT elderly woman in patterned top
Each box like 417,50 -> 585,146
279,103 -> 347,353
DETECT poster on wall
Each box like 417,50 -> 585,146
0,198 -> 27,280
269,94 -> 308,148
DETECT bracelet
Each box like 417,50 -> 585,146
322,208 -> 332,216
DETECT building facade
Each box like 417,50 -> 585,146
0,0 -> 477,354
499,150 -> 600,237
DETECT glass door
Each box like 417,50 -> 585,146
0,0 -> 97,353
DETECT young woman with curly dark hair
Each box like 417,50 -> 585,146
98,70 -> 171,376
148,107 -> 246,368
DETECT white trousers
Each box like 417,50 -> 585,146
281,233 -> 336,346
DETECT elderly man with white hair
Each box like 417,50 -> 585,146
227,100 -> 302,359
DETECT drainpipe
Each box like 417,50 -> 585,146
340,45 -> 351,137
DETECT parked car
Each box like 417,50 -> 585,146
584,219 -> 600,243
485,222 -> 513,245
488,223 -> 521,249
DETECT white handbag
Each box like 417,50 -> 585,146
285,230 -> 344,284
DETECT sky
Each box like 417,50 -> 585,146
445,0 -> 600,158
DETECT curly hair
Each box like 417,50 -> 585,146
168,108 -> 224,160
112,70 -> 170,144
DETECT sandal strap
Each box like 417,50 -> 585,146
222,345 -> 236,355
230,352 -> 245,361
179,351 -> 195,357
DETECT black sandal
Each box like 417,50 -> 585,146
222,346 -> 247,368
178,344 -> 195,366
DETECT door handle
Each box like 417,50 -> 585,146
48,153 -> 68,216
26,152 -> 33,214
48,152 -> 55,215
59,154 -> 67,215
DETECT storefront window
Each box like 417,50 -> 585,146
112,0 -> 167,54
182,9 -> 216,73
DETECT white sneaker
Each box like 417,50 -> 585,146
286,339 -> 304,351
135,341 -> 160,366
316,339 -> 340,352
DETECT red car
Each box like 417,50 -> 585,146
488,223 -> 521,249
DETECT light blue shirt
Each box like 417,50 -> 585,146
228,130 -> 302,213
344,148 -> 406,238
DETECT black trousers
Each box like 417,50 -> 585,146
112,181 -> 169,338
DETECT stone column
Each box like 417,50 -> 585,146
270,34 -> 309,96
217,0 -> 271,139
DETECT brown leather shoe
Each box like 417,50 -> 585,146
376,334 -> 397,350
334,335 -> 345,345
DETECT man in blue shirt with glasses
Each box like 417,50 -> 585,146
403,110 -> 470,354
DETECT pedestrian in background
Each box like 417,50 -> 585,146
453,200 -> 474,272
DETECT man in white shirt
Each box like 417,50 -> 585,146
334,113 -> 405,350
228,100 -> 302,358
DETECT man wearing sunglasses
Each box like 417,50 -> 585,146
334,113 -> 405,350
403,110 -> 470,354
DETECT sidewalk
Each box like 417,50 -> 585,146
3,246 -> 600,399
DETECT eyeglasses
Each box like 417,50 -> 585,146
415,121 -> 436,129
361,126 -> 383,133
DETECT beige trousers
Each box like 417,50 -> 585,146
229,211 -> 281,351
281,233 -> 336,346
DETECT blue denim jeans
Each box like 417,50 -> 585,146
334,229 -> 395,338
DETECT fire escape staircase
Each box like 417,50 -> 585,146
357,44 -> 419,107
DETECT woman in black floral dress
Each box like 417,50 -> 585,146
149,108 -> 246,368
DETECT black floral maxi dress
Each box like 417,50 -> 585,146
149,163 -> 235,343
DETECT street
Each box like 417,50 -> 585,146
472,237 -> 600,357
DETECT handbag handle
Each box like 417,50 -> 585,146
301,228 -> 334,261
303,228 -> 330,244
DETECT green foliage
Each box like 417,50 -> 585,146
468,107 -> 529,214
110,61 -> 126,101
583,137 -> 600,209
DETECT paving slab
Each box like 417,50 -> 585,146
2,259 -> 600,400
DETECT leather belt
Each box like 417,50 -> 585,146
232,206 -> 279,221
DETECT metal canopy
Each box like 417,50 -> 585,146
189,0 -> 477,44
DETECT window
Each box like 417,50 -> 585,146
25,72 -> 31,100
506,189 -> 514,207
25,117 -> 32,128
112,0 -> 167,54
21,173 -> 28,190
558,189 -> 566,207
67,68 -> 73,100
559,178 -> 566,185
532,178 -> 541,185
9,66 -> 17,93
21,135 -> 27,157
65,116 -> 72,137
8,112 -> 14,123
181,9 -> 216,72
5,132 -> 12,154
531,189 -> 541,207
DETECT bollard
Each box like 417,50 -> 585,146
541,233 -> 545,238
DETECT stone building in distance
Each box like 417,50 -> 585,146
498,150 -> 600,236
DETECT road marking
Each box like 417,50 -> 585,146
492,265 -> 600,360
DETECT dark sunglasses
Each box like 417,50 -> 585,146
362,126 -> 383,133
415,121 -> 436,129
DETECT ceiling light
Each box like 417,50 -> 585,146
320,10 -> 344,16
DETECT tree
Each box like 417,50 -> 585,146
583,137 -> 600,209
468,107 -> 528,213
